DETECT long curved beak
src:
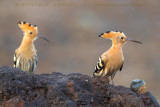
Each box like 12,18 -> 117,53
38,35 -> 50,43
127,38 -> 142,44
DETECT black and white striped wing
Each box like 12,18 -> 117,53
13,53 -> 17,68
93,57 -> 106,77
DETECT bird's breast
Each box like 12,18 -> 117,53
106,50 -> 124,72
16,47 -> 37,59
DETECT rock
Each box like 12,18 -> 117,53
0,66 -> 159,107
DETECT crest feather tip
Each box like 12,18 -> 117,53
106,31 -> 111,33
17,21 -> 21,24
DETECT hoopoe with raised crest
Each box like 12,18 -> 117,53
14,21 -> 49,73
93,31 -> 142,84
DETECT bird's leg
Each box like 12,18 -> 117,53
111,77 -> 114,85
110,72 -> 116,85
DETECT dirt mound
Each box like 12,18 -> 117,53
0,66 -> 159,107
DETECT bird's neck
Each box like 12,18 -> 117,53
110,43 -> 123,51
109,43 -> 123,58
19,35 -> 35,51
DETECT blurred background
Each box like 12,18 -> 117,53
0,0 -> 160,102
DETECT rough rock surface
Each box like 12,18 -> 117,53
0,66 -> 159,107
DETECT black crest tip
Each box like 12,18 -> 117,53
106,31 -> 111,33
98,35 -> 101,37
98,33 -> 104,37
115,31 -> 123,33
17,21 -> 21,24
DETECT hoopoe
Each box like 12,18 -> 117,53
14,21 -> 49,73
93,31 -> 142,84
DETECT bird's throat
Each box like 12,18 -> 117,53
19,36 -> 35,51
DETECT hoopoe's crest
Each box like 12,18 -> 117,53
99,31 -> 128,45
99,31 -> 124,38
18,21 -> 38,40
94,31 -> 142,84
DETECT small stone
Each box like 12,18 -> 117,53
130,79 -> 146,94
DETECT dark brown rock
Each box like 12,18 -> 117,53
0,66 -> 159,107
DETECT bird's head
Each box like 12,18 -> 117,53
99,31 -> 142,45
18,21 -> 49,42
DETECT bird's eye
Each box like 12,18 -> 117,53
121,37 -> 124,40
30,32 -> 32,34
